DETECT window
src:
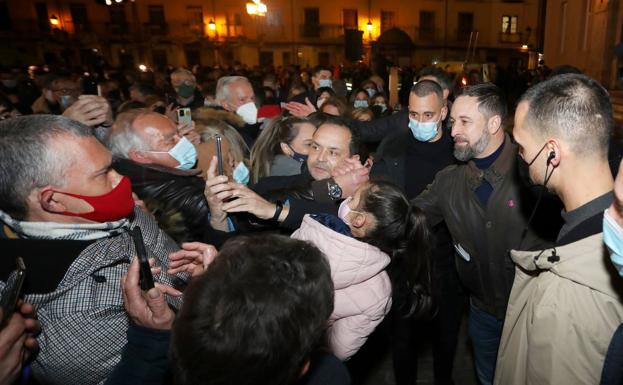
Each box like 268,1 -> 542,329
304,8 -> 319,26
186,6 -> 203,27
69,3 -> 89,26
109,6 -> 126,25
420,11 -> 435,39
0,2 -> 9,31
318,52 -> 330,67
501,15 -> 518,33
186,49 -> 200,66
152,49 -> 168,68
343,9 -> 358,30
148,5 -> 165,25
458,12 -> 473,35
303,8 -> 320,37
282,51 -> 291,66
35,3 -> 50,32
381,11 -> 395,33
260,51 -> 274,67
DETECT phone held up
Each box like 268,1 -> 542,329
0,257 -> 26,326
215,134 -> 224,176
130,226 -> 155,291
177,107 -> 192,125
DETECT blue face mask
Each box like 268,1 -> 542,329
288,144 -> 308,163
603,210 -> 623,276
365,88 -> 377,97
354,100 -> 369,109
167,137 -> 197,170
233,161 -> 250,185
408,118 -> 440,142
318,79 -> 332,88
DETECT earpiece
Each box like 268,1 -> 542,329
547,151 -> 555,164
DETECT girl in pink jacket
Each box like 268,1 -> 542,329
291,180 -> 433,360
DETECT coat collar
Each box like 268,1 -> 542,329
466,134 -> 515,191
510,233 -> 623,299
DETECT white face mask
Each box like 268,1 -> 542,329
236,102 -> 258,125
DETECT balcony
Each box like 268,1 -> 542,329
299,24 -> 343,41
105,22 -> 130,36
498,32 -> 523,44
143,22 -> 168,36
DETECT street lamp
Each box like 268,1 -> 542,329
247,0 -> 267,16
366,20 -> 373,31
208,19 -> 216,30
49,15 -> 60,26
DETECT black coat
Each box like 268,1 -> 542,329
113,158 -> 231,246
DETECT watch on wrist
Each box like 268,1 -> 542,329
327,178 -> 342,201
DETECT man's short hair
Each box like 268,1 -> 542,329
320,115 -> 361,156
312,65 -> 332,77
171,68 -> 196,83
107,109 -> 152,158
0,115 -> 92,219
215,76 -> 251,104
418,66 -> 452,91
458,83 -> 508,126
411,79 -> 444,101
171,234 -> 334,385
519,73 -> 612,157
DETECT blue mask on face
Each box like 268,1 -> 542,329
318,79 -> 332,88
603,210 -> 623,276
354,100 -> 369,109
408,118 -> 439,142
233,161 -> 250,185
168,137 -> 197,170
365,88 -> 377,97
288,144 -> 308,163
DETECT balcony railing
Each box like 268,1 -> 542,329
498,32 -> 523,43
299,24 -> 343,40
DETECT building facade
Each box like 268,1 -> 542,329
0,0 -> 542,70
542,0 -> 623,89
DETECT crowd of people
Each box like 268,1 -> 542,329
1,59 -> 623,385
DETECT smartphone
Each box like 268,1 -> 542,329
130,227 -> 155,291
215,134 -> 224,176
0,257 -> 26,325
177,107 -> 192,125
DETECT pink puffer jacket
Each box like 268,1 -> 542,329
291,215 -> 392,360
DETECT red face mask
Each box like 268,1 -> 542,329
45,176 -> 135,223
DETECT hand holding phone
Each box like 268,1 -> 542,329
177,107 -> 192,125
0,257 -> 26,326
130,227 -> 155,291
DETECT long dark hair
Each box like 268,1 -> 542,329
358,181 -> 434,319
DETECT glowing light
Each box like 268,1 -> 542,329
366,21 -> 373,31
208,19 -> 216,30
247,0 -> 267,16
105,0 -> 112,5
521,44 -> 529,50
49,15 -> 60,26
138,64 -> 148,72
461,77 -> 467,86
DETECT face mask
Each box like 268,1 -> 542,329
409,117 -> 440,142
175,84 -> 195,98
365,88 -> 376,97
233,161 -> 250,185
318,79 -> 332,88
1,79 -> 17,88
45,176 -> 135,223
59,95 -> 76,111
604,210 -> 623,276
287,144 -> 308,163
354,100 -> 369,109
376,103 -> 387,113
338,196 -> 363,225
236,102 -> 258,125
148,137 -> 197,170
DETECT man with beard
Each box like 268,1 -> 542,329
412,83 -> 559,385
